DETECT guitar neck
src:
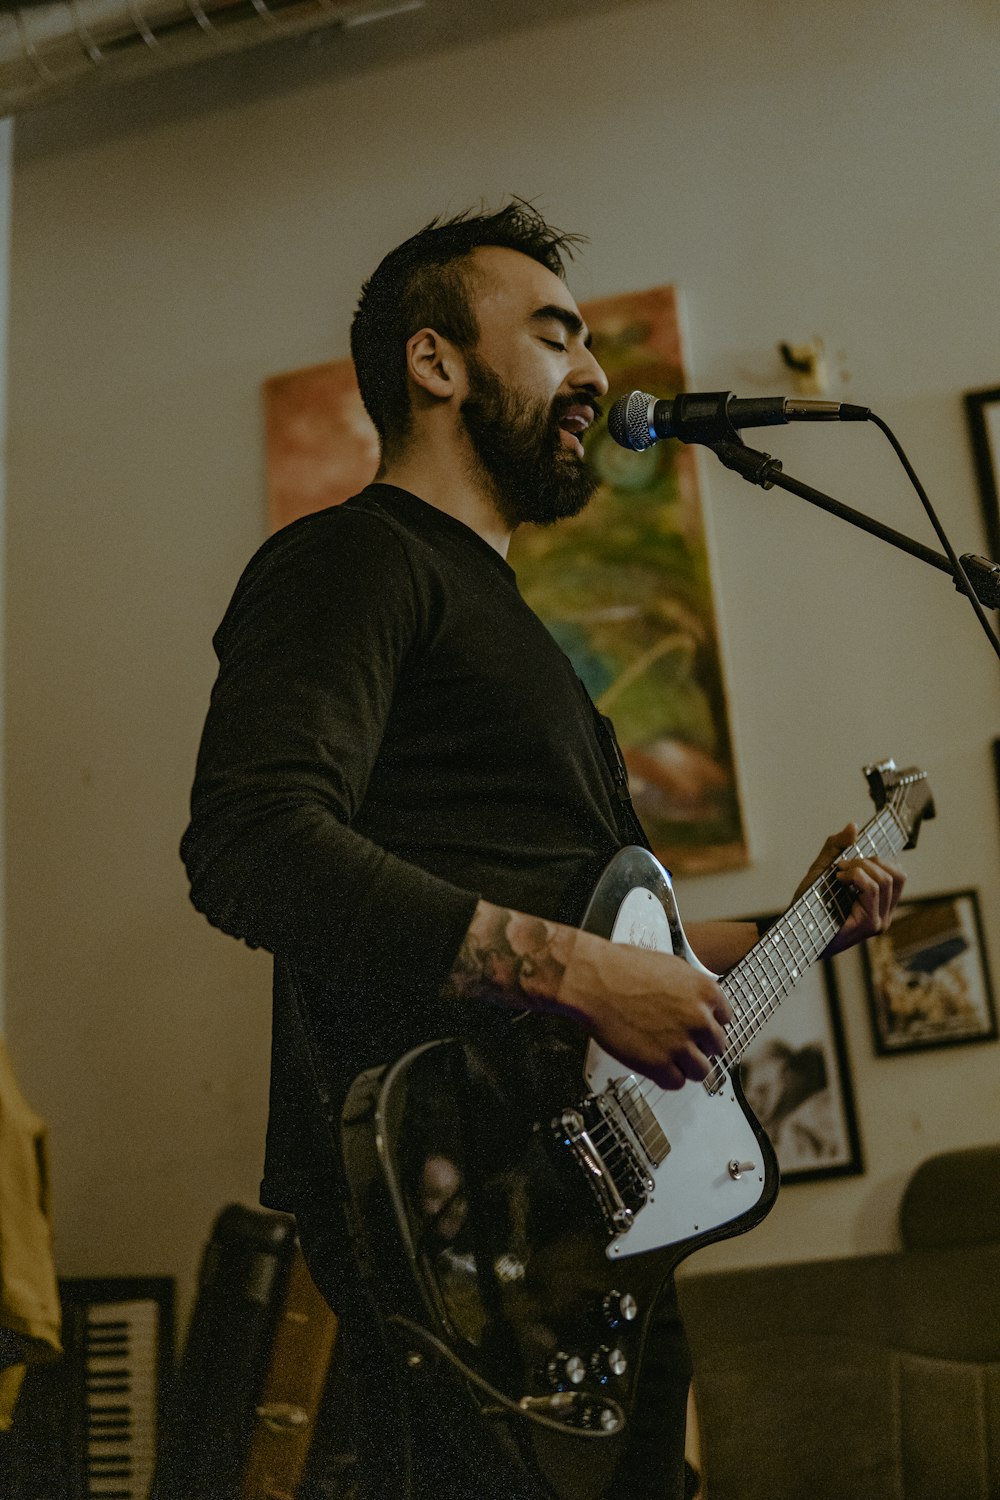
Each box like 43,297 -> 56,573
716,803 -> 906,1071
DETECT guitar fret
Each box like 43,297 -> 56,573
732,970 -> 759,1025
739,953 -> 770,1028
786,911 -> 810,971
700,783 -> 931,1100
717,804 -> 909,1075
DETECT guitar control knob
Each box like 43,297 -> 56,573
728,1159 -> 757,1180
601,1290 -> 638,1328
579,1402 -> 623,1433
597,1405 -> 621,1434
546,1351 -> 587,1389
591,1344 -> 628,1381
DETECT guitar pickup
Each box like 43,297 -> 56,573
609,1077 -> 670,1168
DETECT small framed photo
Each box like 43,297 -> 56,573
862,889 -> 997,1055
964,385 -> 1000,563
739,930 -> 863,1185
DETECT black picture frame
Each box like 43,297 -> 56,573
963,385 -> 1000,563
738,924 -> 863,1185
861,888 -> 998,1056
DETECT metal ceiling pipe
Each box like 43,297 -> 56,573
0,0 -> 424,114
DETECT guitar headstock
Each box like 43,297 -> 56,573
864,758 -> 936,850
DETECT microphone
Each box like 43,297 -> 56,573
607,389 -> 872,451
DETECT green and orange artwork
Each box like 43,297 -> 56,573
509,285 -> 747,873
264,284 -> 747,875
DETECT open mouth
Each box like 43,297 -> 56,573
558,405 -> 595,457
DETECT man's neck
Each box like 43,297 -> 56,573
376,451 -> 513,558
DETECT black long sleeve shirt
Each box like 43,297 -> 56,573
181,485 -> 641,1210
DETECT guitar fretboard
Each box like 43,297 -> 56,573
705,800 -> 908,1091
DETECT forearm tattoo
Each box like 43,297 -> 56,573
442,902 -> 576,1009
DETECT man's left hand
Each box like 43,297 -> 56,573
793,822 -> 905,957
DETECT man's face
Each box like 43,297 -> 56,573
457,247 -> 609,528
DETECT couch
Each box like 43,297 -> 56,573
677,1145 -> 1000,1500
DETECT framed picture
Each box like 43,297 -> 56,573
862,889 -> 997,1056
964,385 -> 1000,563
739,929 -> 863,1184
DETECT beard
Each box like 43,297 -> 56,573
458,351 -> 601,529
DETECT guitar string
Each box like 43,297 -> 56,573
702,796 -> 905,1090
582,814 -> 891,1162
597,788 -> 912,1144
702,790 -> 907,1091
582,789 -> 912,1165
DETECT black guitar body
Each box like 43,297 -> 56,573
339,763 -> 934,1497
341,1025 -> 712,1499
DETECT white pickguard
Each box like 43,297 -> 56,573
583,880 -> 766,1260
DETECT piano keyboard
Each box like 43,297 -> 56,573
84,1298 -> 160,1498
5,1275 -> 174,1500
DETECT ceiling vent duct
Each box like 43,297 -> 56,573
0,0 -> 424,114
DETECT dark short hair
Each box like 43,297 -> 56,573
350,200 -> 585,456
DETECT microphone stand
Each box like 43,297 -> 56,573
708,436 -> 1000,662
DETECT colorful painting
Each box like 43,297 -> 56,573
264,360 -> 379,533
263,284 -> 746,873
508,286 -> 746,873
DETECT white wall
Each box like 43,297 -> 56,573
7,0 -> 1000,1320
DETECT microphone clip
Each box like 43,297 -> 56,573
707,438 -> 784,490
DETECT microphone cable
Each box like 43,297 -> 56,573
865,411 -> 1000,660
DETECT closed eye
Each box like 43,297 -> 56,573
542,339 -> 567,352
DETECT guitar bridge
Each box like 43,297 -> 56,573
552,1088 -> 655,1234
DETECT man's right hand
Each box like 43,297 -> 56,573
443,900 -> 733,1090
556,927 -> 733,1090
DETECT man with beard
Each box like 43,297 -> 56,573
180,203 -> 902,1499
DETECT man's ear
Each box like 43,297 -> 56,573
405,327 -> 463,402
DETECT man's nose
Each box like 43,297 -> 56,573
574,347 -> 609,398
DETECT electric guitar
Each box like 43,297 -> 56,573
340,759 -> 934,1498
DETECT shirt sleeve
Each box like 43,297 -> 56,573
179,508 -> 479,1003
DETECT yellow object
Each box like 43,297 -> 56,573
685,1382 -> 705,1496
0,1364 -> 26,1430
0,1039 -> 61,1426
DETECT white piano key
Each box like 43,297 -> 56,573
84,1299 -> 160,1499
